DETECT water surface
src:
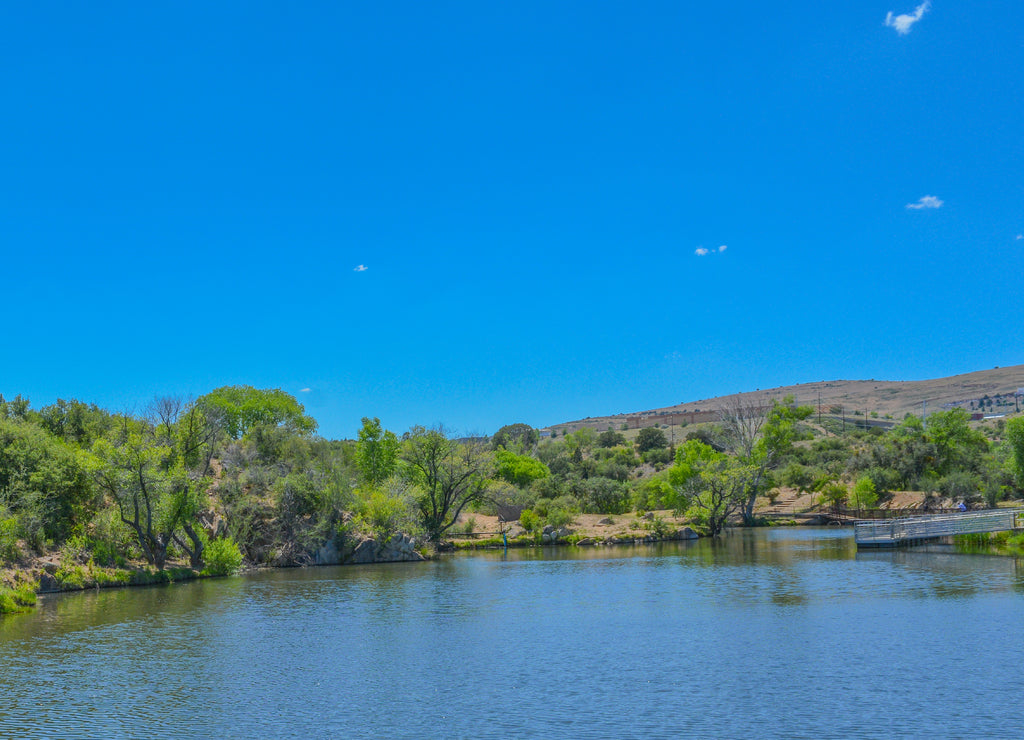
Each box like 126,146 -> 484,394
2,528 -> 1023,738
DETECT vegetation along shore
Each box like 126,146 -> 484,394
3,369 -> 1024,613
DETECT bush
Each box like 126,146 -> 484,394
851,477 -> 878,509
202,537 -> 244,576
519,509 -> 540,533
0,515 -> 20,564
817,482 -> 848,509
0,582 -> 37,613
938,472 -> 982,503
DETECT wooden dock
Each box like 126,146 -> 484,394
854,509 -> 1024,548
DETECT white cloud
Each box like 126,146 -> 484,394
300,388 -> 312,393
695,247 -> 709,256
1017,234 -> 1023,240
354,264 -> 368,272
718,245 -> 728,252
906,195 -> 943,210
885,1 -> 930,35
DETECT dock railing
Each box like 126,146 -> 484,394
854,509 -> 1024,547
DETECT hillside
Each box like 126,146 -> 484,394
547,364 -> 1024,435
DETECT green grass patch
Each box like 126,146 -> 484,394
0,581 -> 38,614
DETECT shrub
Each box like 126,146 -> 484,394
817,482 -> 848,509
851,477 -> 878,509
0,582 -> 37,613
938,471 -> 982,503
202,537 -> 244,576
0,515 -> 20,564
519,509 -> 540,533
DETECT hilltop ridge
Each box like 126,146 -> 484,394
547,364 -> 1024,435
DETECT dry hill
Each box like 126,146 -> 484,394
547,364 -> 1024,436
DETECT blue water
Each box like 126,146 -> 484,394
2,528 -> 1023,738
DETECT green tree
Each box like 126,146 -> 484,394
197,386 -> 316,440
636,427 -> 668,453
925,408 -> 988,475
668,440 -> 748,536
598,429 -> 626,448
92,429 -> 182,570
355,417 -> 400,486
402,426 -> 493,542
851,477 -> 877,509
494,449 -> 550,488
1006,416 -> 1024,490
0,418 -> 95,546
491,423 -> 539,452
719,396 -> 813,525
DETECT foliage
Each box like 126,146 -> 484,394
491,423 -> 539,452
494,449 -> 550,488
202,537 -> 244,576
355,417 -> 400,486
597,429 -> 626,448
1006,417 -> 1024,490
0,581 -> 37,614
519,508 -> 540,533
356,479 -> 418,542
817,481 -> 848,509
197,386 -> 316,440
851,476 -> 878,509
670,440 -> 750,536
635,427 -> 668,453
402,426 -> 493,542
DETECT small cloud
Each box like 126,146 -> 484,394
885,1 -> 930,35
354,264 -> 368,272
718,245 -> 728,252
906,195 -> 943,210
1017,234 -> 1023,240
300,388 -> 312,393
695,247 -> 709,256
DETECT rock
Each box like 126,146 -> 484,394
597,518 -> 613,525
542,524 -> 554,535
576,538 -> 595,546
38,573 -> 59,592
314,538 -> 343,565
675,527 -> 699,540
642,511 -> 655,521
505,526 -> 524,538
350,539 -> 378,564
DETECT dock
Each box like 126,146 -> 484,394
854,509 -> 1024,548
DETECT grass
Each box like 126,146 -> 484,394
0,581 -> 38,614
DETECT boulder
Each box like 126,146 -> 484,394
597,518 -> 613,526
349,539 -> 378,564
576,538 -> 595,546
675,527 -> 699,540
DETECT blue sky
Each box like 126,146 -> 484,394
2,1 -> 1022,439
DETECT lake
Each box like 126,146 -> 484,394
2,528 -> 1023,738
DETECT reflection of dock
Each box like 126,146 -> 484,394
854,510 -> 1024,548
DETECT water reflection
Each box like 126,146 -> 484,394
3,528 -> 1024,739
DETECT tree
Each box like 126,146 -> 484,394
197,386 -> 316,440
0,418 -> 95,546
718,395 -> 813,525
668,440 -> 749,536
92,429 -> 182,570
355,417 -> 400,486
925,408 -> 988,475
494,449 -> 550,488
636,427 -> 668,453
598,429 -> 626,448
402,426 -> 493,542
1006,417 -> 1024,490
491,423 -> 539,452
